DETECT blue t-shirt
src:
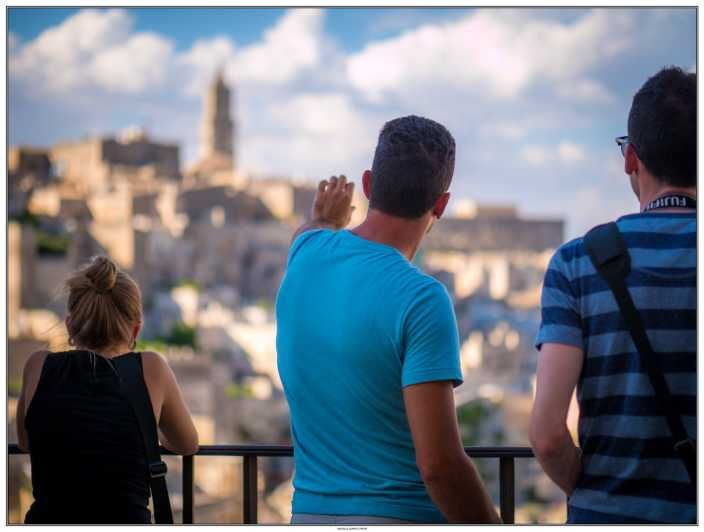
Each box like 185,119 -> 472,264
536,212 -> 696,524
276,229 -> 463,523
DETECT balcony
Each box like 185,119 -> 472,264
9,443 -> 536,524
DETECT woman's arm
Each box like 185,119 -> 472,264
142,352 -> 199,455
16,350 -> 50,452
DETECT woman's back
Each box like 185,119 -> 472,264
25,350 -> 151,524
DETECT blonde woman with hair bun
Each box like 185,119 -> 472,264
16,255 -> 199,524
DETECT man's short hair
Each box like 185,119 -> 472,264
370,115 -> 455,218
628,66 -> 696,188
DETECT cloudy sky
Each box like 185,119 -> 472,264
9,7 -> 696,238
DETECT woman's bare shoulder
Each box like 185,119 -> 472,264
139,351 -> 172,379
24,350 -> 51,377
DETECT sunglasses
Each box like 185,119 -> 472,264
615,136 -> 629,157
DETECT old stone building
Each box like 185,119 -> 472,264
424,211 -> 563,253
8,147 -> 54,217
421,208 -> 562,302
50,128 -> 180,196
245,178 -> 315,222
177,185 -> 273,225
246,176 -> 368,226
85,179 -> 136,268
9,146 -> 52,182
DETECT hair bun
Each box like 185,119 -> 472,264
84,255 -> 118,294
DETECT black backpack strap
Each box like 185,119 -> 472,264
584,222 -> 696,486
113,353 -> 174,524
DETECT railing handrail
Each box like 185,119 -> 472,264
8,443 -> 536,524
8,443 -> 533,457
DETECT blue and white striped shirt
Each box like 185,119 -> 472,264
536,212 -> 696,524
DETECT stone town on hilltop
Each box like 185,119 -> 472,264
8,72 -> 568,523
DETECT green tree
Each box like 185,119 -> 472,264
457,400 -> 490,445
165,321 -> 197,349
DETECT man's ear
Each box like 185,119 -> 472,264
432,192 -> 451,219
625,144 -> 639,176
362,170 -> 372,200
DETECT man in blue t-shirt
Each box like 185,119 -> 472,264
276,116 -> 499,524
530,67 -> 696,524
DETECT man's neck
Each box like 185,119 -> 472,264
639,184 -> 697,213
350,209 -> 430,261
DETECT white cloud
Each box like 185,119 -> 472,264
243,92 -> 376,178
481,121 -> 527,140
557,141 -> 586,163
520,145 -> 551,166
606,153 -> 626,180
232,9 -> 325,84
271,93 -> 364,136
10,9 -> 173,94
347,13 -> 533,102
565,183 -> 635,237
557,78 -> 614,104
9,8 -> 326,99
520,141 -> 586,165
346,9 -> 631,103
176,10 -> 328,98
178,37 -> 237,97
91,33 -> 173,93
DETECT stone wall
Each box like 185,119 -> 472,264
51,136 -> 180,196
8,147 -> 52,182
101,137 -> 180,177
424,216 -> 564,253
178,186 -> 273,225
51,139 -> 107,194
87,181 -> 134,268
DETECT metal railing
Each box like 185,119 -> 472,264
9,444 -> 534,524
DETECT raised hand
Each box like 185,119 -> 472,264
311,175 -> 355,229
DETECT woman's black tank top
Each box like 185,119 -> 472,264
24,350 -> 152,524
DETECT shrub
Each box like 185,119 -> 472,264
166,321 -> 197,349
36,230 -> 70,256
225,382 -> 254,400
174,278 -> 201,291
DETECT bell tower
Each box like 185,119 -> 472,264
200,69 -> 235,169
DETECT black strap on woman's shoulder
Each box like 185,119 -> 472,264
112,353 -> 173,524
584,222 -> 696,488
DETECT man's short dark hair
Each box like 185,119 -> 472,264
628,66 -> 696,187
370,115 -> 455,218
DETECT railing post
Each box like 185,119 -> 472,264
499,456 -> 516,524
182,455 -> 194,524
243,455 -> 258,524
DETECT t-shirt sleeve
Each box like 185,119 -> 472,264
401,281 -> 463,388
287,228 -> 327,267
535,246 -> 584,351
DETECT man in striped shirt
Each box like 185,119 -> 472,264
530,66 -> 696,524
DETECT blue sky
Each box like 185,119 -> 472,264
8,8 -> 697,238
9,8 -> 483,52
